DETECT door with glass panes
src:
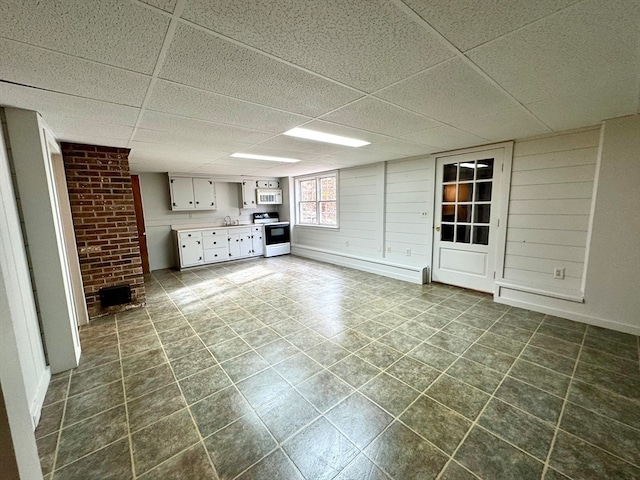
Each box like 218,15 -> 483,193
432,149 -> 503,293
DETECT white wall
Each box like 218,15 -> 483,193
137,173 -> 269,270
0,112 -> 47,479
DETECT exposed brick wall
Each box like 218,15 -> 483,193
61,143 -> 145,318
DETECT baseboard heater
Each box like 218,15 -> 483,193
99,284 -> 132,308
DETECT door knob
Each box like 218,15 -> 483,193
435,226 -> 441,232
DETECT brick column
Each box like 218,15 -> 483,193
61,143 -> 145,318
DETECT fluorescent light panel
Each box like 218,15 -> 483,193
284,127 -> 370,147
231,153 -> 300,163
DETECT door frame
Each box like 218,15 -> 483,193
430,141 -> 513,294
131,175 -> 150,274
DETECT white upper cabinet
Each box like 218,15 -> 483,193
169,175 -> 216,210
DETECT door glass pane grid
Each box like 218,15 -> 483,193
441,159 -> 494,245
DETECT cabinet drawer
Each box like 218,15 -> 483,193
202,229 -> 226,237
202,236 -> 225,249
204,247 -> 229,263
179,231 -> 201,240
251,226 -> 263,234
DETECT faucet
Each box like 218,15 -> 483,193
224,216 -> 231,226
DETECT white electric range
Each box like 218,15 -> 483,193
253,212 -> 291,257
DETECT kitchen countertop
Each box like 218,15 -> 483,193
172,224 -> 259,233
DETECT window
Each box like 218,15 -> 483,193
295,172 -> 338,227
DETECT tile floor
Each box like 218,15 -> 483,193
36,256 -> 640,480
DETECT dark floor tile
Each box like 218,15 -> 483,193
198,325 -> 238,348
520,345 -> 576,376
579,347 -> 640,377
75,344 -> 120,373
124,363 -> 175,401
327,393 -> 392,449
163,336 -> 206,360
43,377 -> 69,406
446,358 -> 504,394
561,402 -> 640,465
56,405 -> 127,468
180,365 -> 231,404
478,398 -> 555,460
550,431 -> 640,480
138,444 -> 215,479
190,386 -> 251,437
221,351 -> 270,383
330,329 -> 372,352
284,328 -> 326,351
329,354 -> 381,389
462,344 -> 516,374
455,427 -> 543,480
284,417 -> 358,480
237,368 -> 290,408
334,454 -> 390,480
118,323 -> 156,342
37,432 -> 58,475
538,324 -> 584,344
360,373 -> 419,417
386,356 -> 440,391
122,347 -> 167,378
568,380 -> 640,430
426,375 -> 490,420
425,331 -> 474,355
119,333 -> 161,358
488,322 -> 534,343
374,311 -> 411,328
355,342 -> 403,369
439,461 -> 479,480
544,468 -> 572,480
365,421 -> 448,480
464,305 -> 504,321
205,412 -> 276,480
35,401 -> 65,439
400,394 -> 471,454
68,362 -> 122,396
273,352 -> 323,385
131,409 -> 200,476
507,307 -> 545,321
586,325 -> 638,346
208,336 -> 251,363
495,377 -> 563,424
241,327 -> 281,349
353,320 -> 392,340
306,340 -> 352,367
509,359 -> 571,397
269,319 -> 305,337
65,381 -> 124,426
476,332 -> 525,357
153,316 -> 190,334
499,313 -> 542,332
529,333 -> 581,359
236,448 -> 304,480
298,370 -> 353,413
52,438 -> 132,480
455,312 -> 496,330
396,318 -> 439,339
378,330 -> 422,353
255,389 -> 319,442
169,349 -> 216,380
441,321 -> 485,342
127,382 -> 186,432
255,338 -> 300,364
408,343 -> 458,371
573,361 -> 639,399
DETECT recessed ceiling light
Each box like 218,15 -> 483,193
231,153 -> 300,163
283,127 -> 370,147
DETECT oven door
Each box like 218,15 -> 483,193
264,223 -> 290,245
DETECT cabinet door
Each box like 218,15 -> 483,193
241,181 -> 257,209
193,178 -> 216,209
228,233 -> 242,257
240,235 -> 253,256
170,177 -> 195,209
268,180 -> 280,188
252,232 -> 264,256
180,237 -> 203,266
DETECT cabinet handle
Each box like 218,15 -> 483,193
197,241 -> 201,245
172,202 -> 177,206
196,201 -> 200,204
214,254 -> 217,257
182,245 -> 185,248
189,201 -> 193,204
198,257 -> 202,260
214,241 -> 217,245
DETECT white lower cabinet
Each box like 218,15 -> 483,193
174,226 -> 264,269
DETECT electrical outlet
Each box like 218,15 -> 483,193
386,246 -> 391,253
405,248 -> 411,256
553,267 -> 565,279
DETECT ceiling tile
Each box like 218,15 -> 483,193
0,82 -> 140,126
146,80 -> 311,132
44,116 -> 134,140
181,0 -> 453,92
361,139 -> 437,156
160,24 -> 362,116
296,120 -> 390,145
467,0 -> 640,104
0,39 -> 150,107
138,111 -> 274,144
377,58 -> 515,124
0,0 -> 169,74
526,77 -> 640,131
402,125 -> 488,150
320,148 -> 406,165
54,132 -> 130,148
139,0 -> 177,13
319,97 -> 440,136
132,128 -> 252,153
403,0 -> 580,51
255,135 -> 349,155
451,108 -> 550,141
230,145 -> 321,162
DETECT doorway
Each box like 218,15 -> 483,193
431,145 -> 511,293
131,175 -> 150,274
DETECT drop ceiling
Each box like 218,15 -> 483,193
0,0 -> 638,177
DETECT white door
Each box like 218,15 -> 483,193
432,148 -> 505,293
193,178 -> 215,209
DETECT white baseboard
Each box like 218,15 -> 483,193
30,366 -> 51,430
496,287 -> 639,336
291,245 -> 427,284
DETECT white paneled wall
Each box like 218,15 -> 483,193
504,127 -> 600,293
384,157 -> 432,266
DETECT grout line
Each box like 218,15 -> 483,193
47,372 -> 72,476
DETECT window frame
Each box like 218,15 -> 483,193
294,171 -> 339,228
